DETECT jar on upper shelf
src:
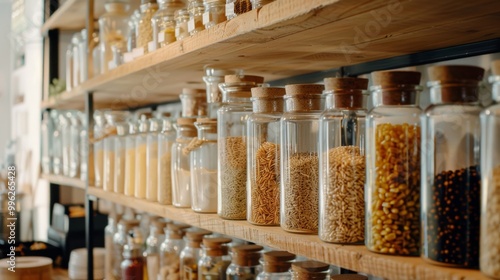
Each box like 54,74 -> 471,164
179,229 -> 212,279
226,245 -> 264,279
217,74 -> 265,220
202,67 -> 235,118
290,261 -> 330,280
114,115 -> 130,194
79,112 -> 91,182
159,223 -> 191,279
71,33 -> 82,87
152,0 -> 185,48
481,60 -> 500,278
365,70 -> 422,256
256,251 -> 295,280
172,117 -> 197,208
280,84 -> 325,234
127,9 -> 140,52
422,65 -> 484,268
137,0 -> 159,54
41,111 -> 53,175
225,0 -> 252,20
125,117 -> 138,196
318,77 -> 369,244
202,0 -> 226,29
187,0 -> 205,35
175,8 -> 190,41
251,0 -> 274,9
99,0 -> 130,73
180,88 -> 207,117
136,112 -> 153,199
157,112 -> 175,205
65,42 -> 74,92
103,110 -> 130,193
198,237 -> 232,280
146,117 -> 161,201
247,87 -> 286,226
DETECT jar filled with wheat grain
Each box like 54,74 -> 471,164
365,70 -> 422,256
280,84 -> 325,234
318,77 -> 369,244
137,0 -> 159,54
157,112 -> 175,205
217,74 -> 265,220
247,86 -> 285,226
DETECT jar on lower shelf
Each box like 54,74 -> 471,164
180,229 -> 212,280
172,118 -> 197,208
226,245 -> 263,279
256,251 -> 295,280
290,261 -> 330,280
198,237 -> 232,280
94,110 -> 106,187
113,219 -> 140,279
159,223 -> 191,279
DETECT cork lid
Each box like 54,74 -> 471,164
167,222 -> 190,231
182,88 -> 206,95
492,60 -> 500,76
291,261 -> 330,273
195,118 -> 217,125
224,75 -> 264,84
324,77 -> 369,91
285,84 -> 325,96
176,117 -> 197,126
232,244 -> 263,253
119,219 -> 140,230
152,219 -> 169,231
232,245 -> 263,266
263,251 -> 296,262
330,275 -> 369,280
185,230 -> 212,242
251,87 -> 286,98
371,71 -> 421,86
202,237 -> 232,248
428,65 -> 484,83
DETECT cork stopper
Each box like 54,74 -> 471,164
428,65 -> 484,103
165,223 -> 190,239
202,237 -> 232,256
177,117 -> 196,126
284,84 -> 325,111
492,60 -> 500,76
324,77 -> 368,109
371,71 -> 421,87
324,77 -> 368,91
330,275 -> 369,280
263,251 -> 296,273
159,112 -> 171,118
371,71 -> 421,106
224,75 -> 264,84
291,261 -> 330,273
232,245 -> 263,267
152,219 -> 169,233
119,219 -> 140,231
251,87 -> 285,113
285,84 -> 325,96
185,230 -> 212,247
251,87 -> 286,98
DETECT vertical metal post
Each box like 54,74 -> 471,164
48,182 -> 60,225
85,92 -> 95,280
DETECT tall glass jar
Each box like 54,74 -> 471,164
61,111 -> 71,177
94,110 -> 106,187
188,0 -> 205,35
51,110 -> 63,175
71,33 -> 82,87
136,113 -> 153,199
280,84 -> 325,233
175,8 -> 190,41
152,0 -> 185,48
247,87 -> 285,226
127,9 -> 140,52
226,245 -> 263,279
481,61 -> 500,278
190,118 -> 218,213
180,229 -> 212,279
113,219 -> 140,280
99,0 -> 130,73
65,43 -> 74,92
146,118 -> 161,201
158,112 -> 176,205
78,29 -> 88,83
145,219 -> 168,280
172,117 -> 197,208
422,65 -> 484,268
159,223 -> 191,279
41,111 -> 53,174
80,112 -> 91,181
137,0 -> 158,54
251,0 -> 273,9
365,71 -> 422,256
217,74 -> 264,220
318,77 -> 369,244
69,111 -> 82,178
125,118 -> 138,196
114,119 -> 129,194
180,88 -> 207,117
198,237 -> 232,280
203,0 -> 226,29
104,111 -> 130,192
202,67 -> 234,118
290,261 -> 330,280
256,251 -> 295,280
225,0 -> 252,20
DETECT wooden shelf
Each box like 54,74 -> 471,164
41,0 -> 500,110
41,174 -> 86,189
41,0 -> 105,33
88,186 -> 488,280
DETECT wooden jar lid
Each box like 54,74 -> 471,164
371,71 -> 421,86
330,274 -> 369,280
285,84 -> 325,96
185,230 -> 212,242
263,251 -> 296,262
324,77 -> 368,91
428,65 -> 484,82
251,87 -> 286,98
202,237 -> 232,248
232,245 -> 263,266
492,60 -> 500,76
176,117 -> 197,126
291,260 -> 330,273
224,75 -> 264,84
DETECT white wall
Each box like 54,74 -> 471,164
0,1 -> 12,163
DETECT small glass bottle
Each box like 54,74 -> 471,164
71,33 -> 82,87
202,0 -> 226,29
113,219 -> 140,279
226,245 -> 263,279
158,112 -> 176,205
99,0 -> 130,73
104,111 -> 130,193
172,117 -> 197,208
61,111 -> 71,177
256,251 -> 296,280
217,74 -> 264,220
180,88 -> 207,117
180,229 -> 212,279
175,8 -> 190,41
198,237 -> 232,280
65,43 -> 73,92
290,261 -> 330,280
365,71 -> 422,256
51,110 -> 63,175
225,0 -> 252,20
41,111 -> 53,174
94,110 -> 106,188
137,0 -> 159,54
105,213 -> 120,280
190,118 -> 218,213
121,235 -> 144,280
188,0 -> 205,35
481,60 -> 500,278
69,111 -> 82,178
152,0 -> 185,48
115,118 -> 129,194
145,219 -> 168,280
159,223 -> 191,279
280,84 -> 325,233
136,113 -> 153,199
125,118 -> 138,196
247,87 -> 285,226
127,9 -> 140,52
202,67 -> 234,118
422,65 -> 484,268
251,0 -> 274,9
147,118 -> 161,201
318,77 -> 369,244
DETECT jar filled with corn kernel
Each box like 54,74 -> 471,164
247,87 -> 286,226
422,65 -> 484,268
318,77 -> 369,244
280,84 -> 325,234
137,0 -> 158,54
365,70 -> 422,256
152,0 -> 185,48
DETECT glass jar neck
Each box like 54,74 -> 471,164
490,76 -> 500,102
284,95 -> 324,112
195,124 -> 217,140
371,85 -> 421,107
428,81 -> 480,104
325,89 -> 367,110
176,125 -> 197,138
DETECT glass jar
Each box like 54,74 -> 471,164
145,219 -> 168,280
190,118 -> 218,213
280,84 -> 325,233
175,8 -> 190,41
80,112 -> 90,181
217,74 -> 264,220
172,117 -> 197,208
180,88 -> 207,117
481,61 -> 500,278
99,0 -> 130,73
69,111 -> 82,178
51,111 -> 63,175
290,261 -> 330,280
136,113 -> 153,199
365,71 -> 422,256
41,111 -> 53,174
251,0 -> 273,9
137,0 -> 158,54
203,0 -> 226,29
203,67 -> 235,118
71,33 -> 82,87
225,0 -> 252,20
104,111 -> 130,192
94,110 -> 106,187
247,87 -> 285,226
188,0 -> 205,35
198,237 -> 232,280
159,223 -> 191,279
92,37 -> 101,78
152,0 -> 185,48
158,112 -> 176,204
256,251 -> 295,280
180,229 -> 212,279
226,245 -> 263,279
318,77 -> 369,244
113,219 -> 140,279
105,214 -> 119,280
61,111 -> 71,177
422,65 -> 484,268
121,235 -> 144,280
78,29 -> 88,83
146,118 -> 161,201
65,43 -> 74,92
127,9 -> 140,52
125,119 -> 138,196
114,118 -> 130,194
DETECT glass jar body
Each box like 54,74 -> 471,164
147,132 -> 160,201
188,0 -> 205,35
158,129 -> 176,204
203,0 -> 226,29
175,9 -> 190,40
71,34 -> 82,87
121,257 -> 144,280
198,254 -> 231,280
135,132 -> 148,199
114,135 -> 127,193
256,271 -> 292,280
159,238 -> 185,279
94,114 -> 105,188
98,2 -> 130,73
172,134 -> 194,207
80,119 -> 91,181
153,1 -> 184,48
103,135 -> 116,192
69,114 -> 82,178
226,263 -> 263,279
113,226 -> 128,279
52,113 -> 63,175
61,114 -> 71,177
180,245 -> 202,280
41,112 -> 53,174
125,133 -> 137,196
104,219 -> 116,280
65,45 -> 73,92
137,2 -> 159,53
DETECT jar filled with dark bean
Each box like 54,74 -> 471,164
422,65 -> 484,268
365,71 -> 422,256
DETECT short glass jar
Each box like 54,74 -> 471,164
226,245 -> 264,279
280,84 -> 325,234
146,118 -> 161,201
127,9 -> 140,52
175,8 -> 190,41
179,229 -> 212,279
136,113 -> 153,199
93,112 -> 106,188
198,237 -> 232,280
121,235 -> 144,280
180,88 -> 207,117
65,43 -> 74,92
318,77 -> 369,244
172,117 -> 197,207
365,71 -> 422,256
422,65 -> 484,268
137,0 -> 158,54
187,0 -> 205,35
159,223 -> 191,279
157,112 -> 176,204
256,251 -> 296,280
152,0 -> 185,48
51,111 -> 63,175
203,0 -> 226,29
225,0 -> 252,20
124,118 -> 138,196
247,87 -> 285,226
145,219 -> 168,280
71,33 -> 82,87
80,112 -> 92,182
290,261 -> 330,280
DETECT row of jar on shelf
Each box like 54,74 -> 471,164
106,210 -> 372,280
65,0 -> 275,92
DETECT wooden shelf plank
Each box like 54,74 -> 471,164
88,187 -> 488,280
41,174 -> 86,189
41,0 -> 500,110
41,0 -> 104,33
